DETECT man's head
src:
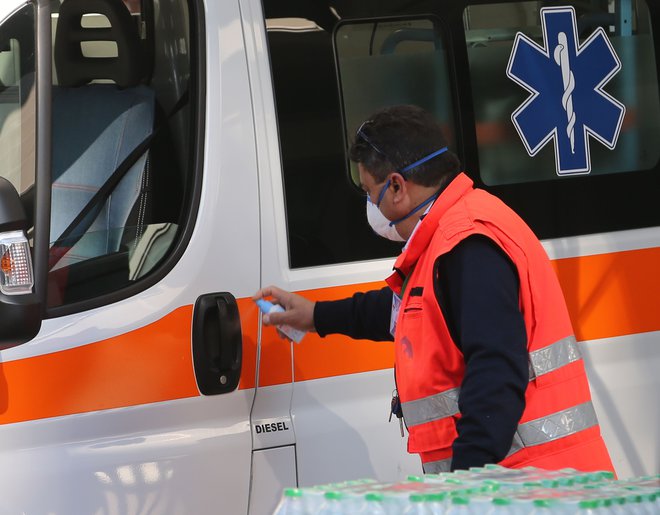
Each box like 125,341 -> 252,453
350,104 -> 460,187
350,105 -> 461,241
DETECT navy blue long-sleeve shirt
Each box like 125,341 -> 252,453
313,235 -> 529,471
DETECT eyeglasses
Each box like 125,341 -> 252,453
355,120 -> 395,165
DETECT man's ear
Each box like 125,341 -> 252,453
389,173 -> 406,200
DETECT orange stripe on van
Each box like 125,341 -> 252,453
0,247 -> 656,422
0,299 -> 262,426
552,246 -> 660,341
290,281 -> 394,383
254,284 -> 390,387
0,305 -> 199,425
288,248 -> 660,383
237,297 -> 260,390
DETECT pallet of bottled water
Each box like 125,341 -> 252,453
272,465 -> 659,514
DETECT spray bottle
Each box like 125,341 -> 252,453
255,299 -> 307,343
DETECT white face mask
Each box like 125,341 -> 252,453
362,143 -> 449,243
366,198 -> 405,242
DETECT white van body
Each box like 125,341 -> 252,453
0,0 -> 657,514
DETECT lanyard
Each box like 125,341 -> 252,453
398,265 -> 416,299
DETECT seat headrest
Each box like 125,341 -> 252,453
55,0 -> 143,88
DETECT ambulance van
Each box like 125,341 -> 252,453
0,0 -> 657,513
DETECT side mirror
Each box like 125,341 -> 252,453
0,177 -> 41,349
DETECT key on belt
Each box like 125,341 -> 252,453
389,390 -> 405,437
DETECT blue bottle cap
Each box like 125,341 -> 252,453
255,299 -> 273,313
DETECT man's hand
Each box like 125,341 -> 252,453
253,286 -> 316,332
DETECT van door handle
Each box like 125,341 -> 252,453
192,293 -> 242,395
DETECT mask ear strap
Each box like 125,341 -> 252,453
400,147 -> 448,175
388,190 -> 440,227
375,178 -> 391,208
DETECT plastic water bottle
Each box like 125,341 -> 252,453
627,494 -> 658,515
469,495 -> 495,514
645,493 -> 659,515
273,488 -> 307,515
445,496 -> 472,515
621,495 -> 642,515
592,499 -> 612,515
402,494 -> 430,515
316,491 -> 345,515
606,496 -> 625,515
530,499 -> 556,515
255,299 -> 306,343
598,498 -> 614,515
426,492 -> 448,515
575,500 -> 600,515
488,497 -> 515,515
358,493 -> 387,515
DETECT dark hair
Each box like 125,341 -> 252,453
349,105 -> 461,187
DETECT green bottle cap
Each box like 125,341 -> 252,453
409,494 -> 426,503
493,497 -> 511,506
579,500 -> 596,509
407,475 -> 424,482
365,493 -> 384,502
533,499 -> 554,508
284,488 -> 303,497
600,471 -> 615,480
483,482 -> 501,492
428,493 -> 446,502
452,497 -> 469,505
324,491 -> 343,501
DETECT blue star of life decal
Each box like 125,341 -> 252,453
506,6 -> 626,175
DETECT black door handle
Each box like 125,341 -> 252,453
192,293 -> 242,395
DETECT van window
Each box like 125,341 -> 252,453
335,17 -> 456,187
46,0 -> 198,310
264,9 -> 403,268
263,2 -> 460,269
460,0 -> 660,240
0,4 -> 36,196
264,0 -> 660,247
465,0 -> 660,186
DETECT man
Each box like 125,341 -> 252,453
254,105 -> 614,474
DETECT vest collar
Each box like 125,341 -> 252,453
391,172 -> 474,280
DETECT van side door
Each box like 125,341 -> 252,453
0,1 -> 261,512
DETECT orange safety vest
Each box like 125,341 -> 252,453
386,173 -> 614,474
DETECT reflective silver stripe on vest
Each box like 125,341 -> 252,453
401,387 -> 460,428
402,337 -> 581,428
528,335 -> 581,380
422,458 -> 452,474
507,401 -> 598,457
